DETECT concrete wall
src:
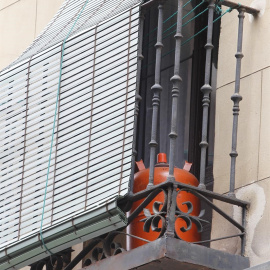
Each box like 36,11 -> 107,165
211,0 -> 270,267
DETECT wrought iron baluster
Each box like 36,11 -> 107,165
129,10 -> 145,194
167,0 -> 183,181
148,3 -> 164,187
165,184 -> 177,238
228,8 -> 245,198
199,0 -> 215,189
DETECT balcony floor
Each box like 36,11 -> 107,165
81,237 -> 249,270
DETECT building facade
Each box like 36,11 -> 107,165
0,0 -> 270,269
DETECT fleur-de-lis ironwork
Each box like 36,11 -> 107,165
140,189 -> 168,238
83,232 -> 126,267
29,248 -> 73,270
175,192 -> 206,235
140,187 -> 207,240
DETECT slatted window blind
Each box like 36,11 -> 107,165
0,1 -> 140,268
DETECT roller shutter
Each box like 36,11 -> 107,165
0,0 -> 141,268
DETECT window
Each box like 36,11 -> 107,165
137,0 -> 215,179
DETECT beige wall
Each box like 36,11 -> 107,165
0,0 -> 64,70
2,0 -> 269,268
211,0 -> 270,267
0,1 -> 83,269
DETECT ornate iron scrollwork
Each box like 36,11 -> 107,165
29,248 -> 73,270
174,188 -> 206,238
139,187 -> 207,241
61,182 -> 249,269
83,232 -> 126,267
140,189 -> 168,238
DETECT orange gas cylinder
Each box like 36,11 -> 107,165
127,153 -> 200,250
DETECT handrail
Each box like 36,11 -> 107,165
219,0 -> 259,15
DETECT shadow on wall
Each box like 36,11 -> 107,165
234,184 -> 269,267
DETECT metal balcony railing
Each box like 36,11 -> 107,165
30,1 -> 260,269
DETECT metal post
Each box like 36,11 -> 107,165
198,0 -> 215,189
228,8 -> 245,198
167,0 -> 183,182
148,3 -> 164,187
129,10 -> 145,194
165,184 -> 177,238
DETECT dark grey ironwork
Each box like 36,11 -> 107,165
31,2 -> 261,269
228,8 -> 245,198
129,9 -> 145,194
141,189 -> 167,237
189,188 -> 245,232
127,179 -> 249,207
193,233 -> 245,244
63,180 -> 249,269
221,0 -> 259,15
165,185 -> 178,238
64,233 -> 250,270
128,182 -> 247,240
64,239 -> 103,270
199,0 -> 215,190
148,3 -> 164,187
64,233 -> 126,270
127,187 -> 166,224
167,0 -> 183,181
77,237 -> 249,270
30,248 -> 73,270
127,181 -> 247,253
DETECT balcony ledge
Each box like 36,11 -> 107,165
80,237 -> 249,270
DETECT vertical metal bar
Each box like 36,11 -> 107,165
119,8 -> 133,195
165,184 -> 177,238
85,26 -> 98,210
167,0 -> 184,182
199,0 -> 215,189
148,3 -> 164,187
18,57 -> 31,238
129,9 -> 145,194
241,206 -> 247,256
228,8 -> 245,198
